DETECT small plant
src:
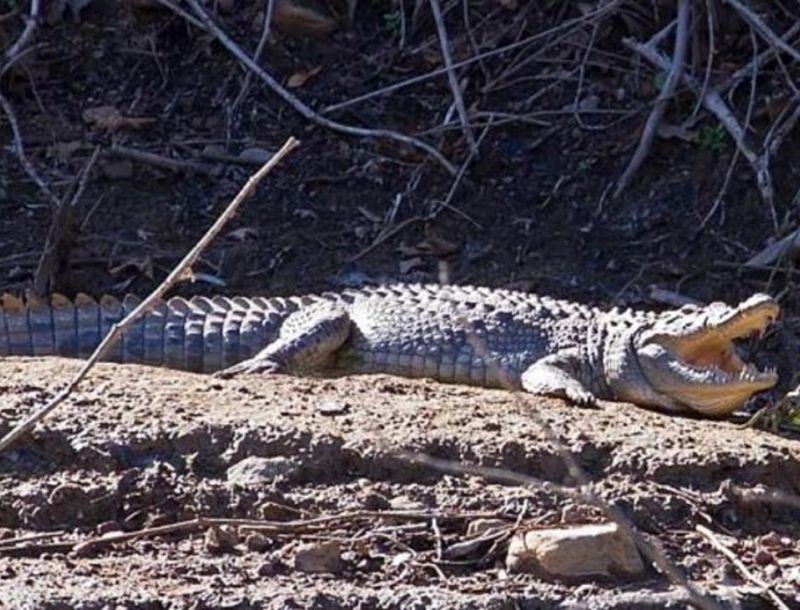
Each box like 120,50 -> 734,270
383,10 -> 402,35
696,124 -> 727,153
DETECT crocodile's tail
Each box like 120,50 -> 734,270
0,293 -> 309,373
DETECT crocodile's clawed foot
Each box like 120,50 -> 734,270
565,387 -> 599,409
215,358 -> 282,379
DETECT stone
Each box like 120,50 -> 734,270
467,518 -> 509,537
506,522 -> 644,580
293,540 -> 343,574
226,456 -> 299,486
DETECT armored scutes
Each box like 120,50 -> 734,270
0,284 -> 779,417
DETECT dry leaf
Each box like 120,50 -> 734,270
287,65 -> 322,88
226,227 -> 259,241
357,206 -> 382,223
399,257 -> 424,274
238,147 -> 273,163
273,0 -> 338,37
47,141 -> 83,163
82,105 -> 155,132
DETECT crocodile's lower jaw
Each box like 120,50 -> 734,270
657,375 -> 778,416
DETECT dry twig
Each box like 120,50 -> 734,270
110,144 -> 216,175
165,0 -> 457,175
1,0 -> 41,67
623,36 -> 775,211
322,0 -> 624,115
428,0 -> 477,155
32,146 -> 101,295
723,0 -> 800,64
0,90 -> 56,203
697,28 -> 760,231
231,0 -> 277,114
615,0 -> 690,198
0,137 -> 299,454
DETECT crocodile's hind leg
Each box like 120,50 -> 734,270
521,350 -> 598,407
217,303 -> 351,377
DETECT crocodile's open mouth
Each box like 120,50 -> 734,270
638,294 -> 779,416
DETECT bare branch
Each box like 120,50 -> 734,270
165,0 -> 457,175
428,0 -> 477,155
0,138 -> 300,454
0,89 -> 57,203
1,0 -> 41,67
723,0 -> 800,64
321,0 -> 624,115
623,35 -> 775,209
615,0 -> 690,197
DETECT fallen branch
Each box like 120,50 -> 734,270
163,0 -> 457,175
231,0 -> 277,112
615,0 -> 690,197
403,452 -> 722,610
0,509 -> 505,557
0,137 -> 300,454
110,144 -> 216,175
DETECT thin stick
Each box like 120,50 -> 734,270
0,90 -> 56,203
231,0 -> 277,112
171,0 -> 456,175
33,146 -> 100,295
1,0 -> 40,66
110,144 -> 215,175
428,0 -> 477,155
0,137 -> 299,454
721,21 -> 800,94
723,0 -> 800,64
696,524 -> 790,610
321,0 -> 623,115
697,28 -> 760,232
615,0 -> 690,198
623,36 -> 774,209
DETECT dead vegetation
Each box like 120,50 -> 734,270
1,0 -> 800,608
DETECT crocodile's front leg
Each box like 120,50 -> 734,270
521,350 -> 598,407
218,303 -> 351,377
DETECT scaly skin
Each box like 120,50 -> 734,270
0,284 -> 779,417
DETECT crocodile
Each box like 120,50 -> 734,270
0,284 -> 779,417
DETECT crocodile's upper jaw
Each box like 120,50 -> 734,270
632,293 -> 779,416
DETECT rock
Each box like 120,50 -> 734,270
506,522 -> 644,580
293,540 -> 343,574
245,532 -> 270,552
204,525 -> 239,554
467,518 -> 508,536
226,456 -> 299,486
238,147 -> 273,164
100,160 -> 134,180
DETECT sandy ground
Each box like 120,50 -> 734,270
0,358 -> 798,609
